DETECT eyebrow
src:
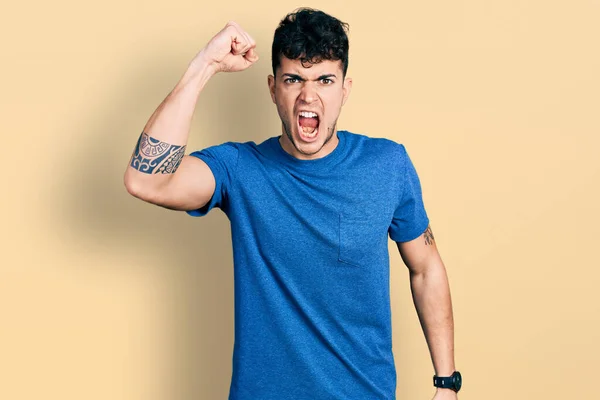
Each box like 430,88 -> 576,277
281,73 -> 337,81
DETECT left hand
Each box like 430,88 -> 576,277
432,388 -> 458,400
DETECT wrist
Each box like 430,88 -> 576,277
180,51 -> 217,91
435,368 -> 455,377
190,50 -> 218,73
433,370 -> 461,393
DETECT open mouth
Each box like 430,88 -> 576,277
297,111 -> 320,141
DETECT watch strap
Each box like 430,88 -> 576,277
433,375 -> 453,388
433,370 -> 461,392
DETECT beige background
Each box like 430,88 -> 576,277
2,0 -> 599,399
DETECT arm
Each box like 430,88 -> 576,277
123,59 -> 217,210
123,21 -> 258,210
396,224 -> 458,399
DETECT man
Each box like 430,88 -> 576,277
124,7 -> 461,400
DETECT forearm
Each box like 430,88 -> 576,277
124,52 -> 216,191
409,260 -> 455,376
143,53 -> 216,147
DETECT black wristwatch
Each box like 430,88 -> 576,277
433,370 -> 462,392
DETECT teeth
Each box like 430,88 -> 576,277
299,111 -> 318,118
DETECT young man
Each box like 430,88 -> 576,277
124,8 -> 461,400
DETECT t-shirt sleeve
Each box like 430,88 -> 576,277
185,141 -> 239,217
388,144 -> 430,242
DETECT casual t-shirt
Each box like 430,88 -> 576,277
186,130 -> 429,400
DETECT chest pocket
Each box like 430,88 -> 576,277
338,213 -> 388,267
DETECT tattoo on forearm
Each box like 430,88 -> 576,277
130,131 -> 186,174
424,225 -> 435,245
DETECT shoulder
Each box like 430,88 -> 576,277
187,141 -> 251,175
342,130 -> 407,165
344,129 -> 404,149
188,136 -> 283,172
189,139 -> 263,158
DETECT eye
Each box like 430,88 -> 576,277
321,78 -> 334,85
284,77 -> 299,84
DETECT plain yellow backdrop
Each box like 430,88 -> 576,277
2,0 -> 599,399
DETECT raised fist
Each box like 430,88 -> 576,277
194,21 -> 259,73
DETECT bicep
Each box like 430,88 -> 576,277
396,224 -> 441,274
149,155 -> 216,211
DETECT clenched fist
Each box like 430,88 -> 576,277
192,21 -> 259,73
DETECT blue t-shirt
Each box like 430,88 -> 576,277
186,130 -> 429,400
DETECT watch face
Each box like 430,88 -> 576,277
452,371 -> 462,391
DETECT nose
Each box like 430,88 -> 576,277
299,81 -> 318,104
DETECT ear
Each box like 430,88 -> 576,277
342,76 -> 353,106
268,74 -> 276,104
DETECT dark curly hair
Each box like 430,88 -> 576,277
271,8 -> 350,78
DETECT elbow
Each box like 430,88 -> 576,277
409,260 -> 447,284
123,167 -> 169,206
124,172 -> 142,199
123,168 -> 148,201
